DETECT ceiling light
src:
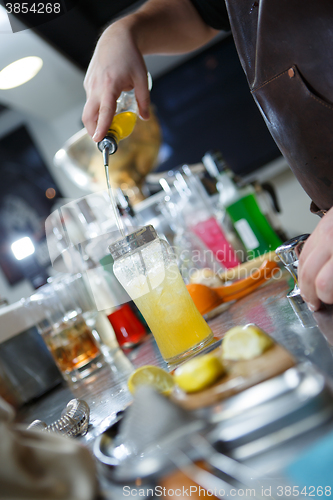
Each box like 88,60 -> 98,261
11,237 -> 35,260
0,56 -> 43,89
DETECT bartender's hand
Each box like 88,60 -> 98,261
82,22 -> 150,142
298,206 -> 333,310
82,0 -> 219,142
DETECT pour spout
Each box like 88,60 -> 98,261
97,135 -> 118,163
103,146 -> 109,167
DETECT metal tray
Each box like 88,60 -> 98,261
93,363 -> 333,485
209,363 -> 333,457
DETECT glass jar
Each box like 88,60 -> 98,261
109,225 -> 213,363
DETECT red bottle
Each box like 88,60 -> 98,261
107,303 -> 147,348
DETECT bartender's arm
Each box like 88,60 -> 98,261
82,0 -> 219,142
298,207 -> 333,310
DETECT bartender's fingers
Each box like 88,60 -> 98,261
298,247 -> 331,310
92,91 -> 118,142
82,97 -> 100,138
315,256 -> 333,304
134,72 -> 151,121
298,232 -> 316,260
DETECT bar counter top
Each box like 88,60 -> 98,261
14,270 -> 333,495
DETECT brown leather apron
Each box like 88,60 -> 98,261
225,0 -> 333,213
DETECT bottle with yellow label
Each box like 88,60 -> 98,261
97,89 -> 138,165
97,73 -> 152,166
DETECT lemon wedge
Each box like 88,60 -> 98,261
174,353 -> 225,393
221,324 -> 273,360
127,365 -> 175,396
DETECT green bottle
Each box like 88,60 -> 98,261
202,151 -> 282,259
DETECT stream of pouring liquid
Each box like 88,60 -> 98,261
103,146 -> 153,294
104,148 -> 126,238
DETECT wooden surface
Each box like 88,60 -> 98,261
171,342 -> 296,411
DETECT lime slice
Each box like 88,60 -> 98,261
221,324 -> 273,360
127,365 -> 175,396
174,353 -> 225,393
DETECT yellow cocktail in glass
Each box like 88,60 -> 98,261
111,230 -> 213,364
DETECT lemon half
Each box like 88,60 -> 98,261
127,365 -> 175,396
221,324 -> 273,360
174,353 -> 225,393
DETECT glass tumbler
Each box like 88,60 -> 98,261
26,278 -> 105,383
109,225 -> 213,364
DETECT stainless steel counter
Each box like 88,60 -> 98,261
206,271 -> 333,378
15,270 -> 333,495
16,270 -> 333,432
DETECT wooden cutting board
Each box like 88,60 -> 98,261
171,342 -> 296,411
